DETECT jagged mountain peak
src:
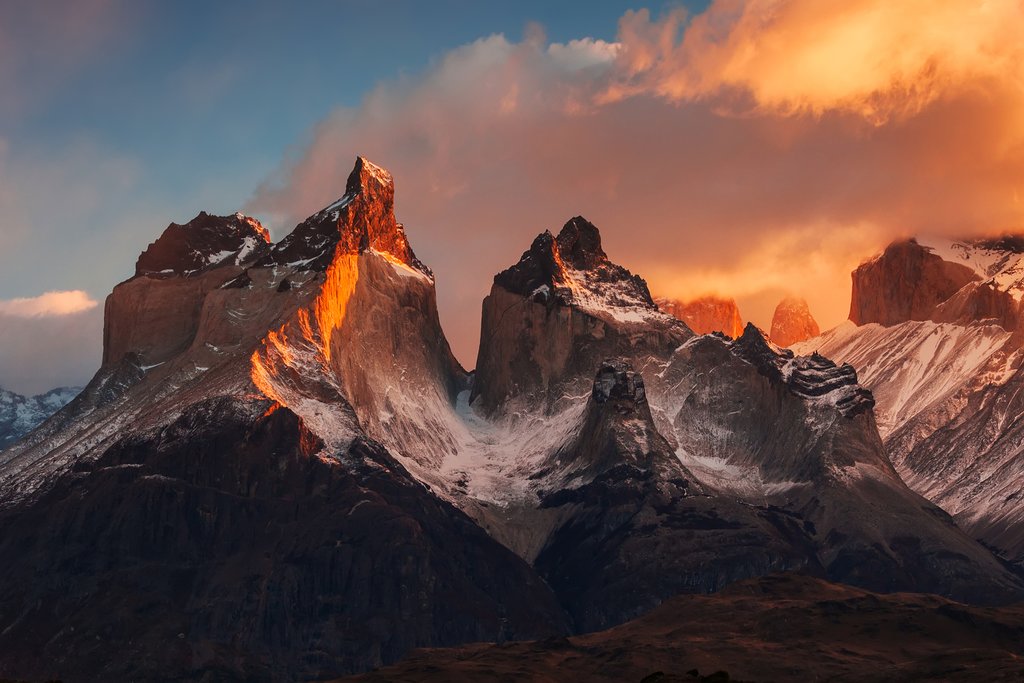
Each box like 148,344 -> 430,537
346,155 -> 394,196
493,216 -> 660,319
259,156 -> 430,276
728,323 -> 874,417
135,211 -> 271,278
549,358 -> 690,488
555,216 -> 607,270
849,238 -> 980,326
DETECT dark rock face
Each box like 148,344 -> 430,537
662,327 -> 1021,605
492,217 -> 655,306
6,161 -> 1024,683
135,211 -> 271,278
535,360 -> 814,631
259,157 -> 429,275
0,398 -> 567,682
849,239 -> 978,325
731,325 -> 875,418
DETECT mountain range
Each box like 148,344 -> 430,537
0,385 -> 80,450
1,158 -> 1022,682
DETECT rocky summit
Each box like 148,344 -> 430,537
1,159 -> 1023,682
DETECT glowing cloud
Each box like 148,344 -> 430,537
607,1 -> 1024,121
0,290 -> 98,318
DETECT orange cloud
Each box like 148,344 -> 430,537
247,2 -> 1024,367
0,290 -> 98,318
608,1 -> 1024,122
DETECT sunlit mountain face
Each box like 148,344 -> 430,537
2,1 -> 1024,681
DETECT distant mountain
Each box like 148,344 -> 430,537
0,386 -> 80,450
770,296 -> 819,347
0,161 -> 1019,682
656,294 -> 744,337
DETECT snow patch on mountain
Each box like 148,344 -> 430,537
917,236 -> 1024,302
0,386 -> 81,451
794,320 -> 1012,437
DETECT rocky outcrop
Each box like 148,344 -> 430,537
104,212 -> 271,367
807,233 -> 1024,565
257,156 -> 428,275
472,217 -> 688,414
135,211 -> 271,278
770,296 -> 820,347
534,360 -> 812,631
4,161 -> 1024,682
658,295 -> 744,338
930,280 -> 1019,329
849,239 -> 979,326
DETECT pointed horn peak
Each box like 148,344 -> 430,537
346,156 -> 394,196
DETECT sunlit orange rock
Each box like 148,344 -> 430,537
769,296 -> 820,347
657,295 -> 744,338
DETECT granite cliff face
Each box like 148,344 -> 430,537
471,217 -> 687,415
2,161 -> 1022,682
657,294 -> 744,338
848,239 -> 980,326
466,220 -> 1021,615
770,296 -> 820,347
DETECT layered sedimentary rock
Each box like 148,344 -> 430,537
104,212 -> 272,367
471,217 -> 688,415
0,158 -> 558,682
471,221 -> 1021,613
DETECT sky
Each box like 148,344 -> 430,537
1,0 -> 1022,394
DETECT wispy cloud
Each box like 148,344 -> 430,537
0,290 -> 98,318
